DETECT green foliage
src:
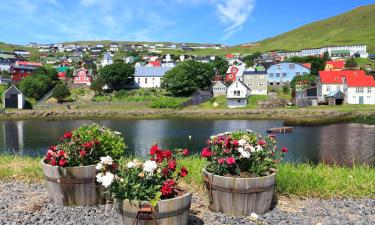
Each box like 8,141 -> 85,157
345,57 -> 358,68
290,74 -> 316,90
100,62 -> 135,91
90,75 -> 105,95
65,68 -> 73,78
52,82 -> 70,103
149,97 -> 185,109
19,74 -> 54,100
161,61 -> 214,97
32,66 -> 58,80
282,84 -> 291,94
243,52 -> 262,67
43,124 -> 127,167
287,56 -> 326,76
211,57 -> 229,77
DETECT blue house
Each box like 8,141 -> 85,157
267,62 -> 310,86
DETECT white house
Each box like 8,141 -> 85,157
317,70 -> 375,104
226,80 -> 250,108
133,66 -> 173,88
212,80 -> 227,97
321,45 -> 367,58
101,52 -> 113,68
4,85 -> 25,109
109,43 -> 119,52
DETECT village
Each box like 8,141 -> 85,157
0,42 -> 374,111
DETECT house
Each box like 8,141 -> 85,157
212,80 -> 227,97
331,50 -> 350,59
13,50 -> 30,57
56,66 -> 69,79
295,87 -> 318,107
10,61 -> 42,81
109,43 -> 119,52
225,65 -> 245,82
267,62 -> 310,87
0,58 -> 15,72
124,56 -> 135,64
325,60 -> 345,71
317,70 -> 375,104
0,75 -> 12,84
321,45 -> 367,58
243,71 -> 268,95
3,85 -> 25,109
325,90 -> 345,106
301,48 -> 321,57
73,68 -> 92,85
101,52 -> 113,67
133,66 -> 172,88
226,80 -> 250,108
191,90 -> 213,105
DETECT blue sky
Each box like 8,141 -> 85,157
0,0 -> 374,46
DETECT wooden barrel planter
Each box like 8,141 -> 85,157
203,170 -> 276,216
41,160 -> 105,206
115,192 -> 192,225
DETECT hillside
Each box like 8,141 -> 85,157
232,4 -> 375,54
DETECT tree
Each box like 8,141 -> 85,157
53,82 -> 70,103
287,56 -> 325,76
243,52 -> 261,67
345,57 -> 358,68
65,68 -> 73,78
19,75 -> 54,100
32,66 -> 58,80
161,61 -> 214,96
211,57 -> 228,77
90,75 -> 105,95
290,74 -> 316,91
322,51 -> 330,61
100,62 -> 135,91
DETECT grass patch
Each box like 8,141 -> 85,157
1,155 -> 374,199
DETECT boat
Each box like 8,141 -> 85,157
266,126 -> 293,133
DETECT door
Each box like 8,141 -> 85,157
359,96 -> 364,104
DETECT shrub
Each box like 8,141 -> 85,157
201,130 -> 287,177
150,98 -> 184,109
96,145 -> 190,205
43,124 -> 127,167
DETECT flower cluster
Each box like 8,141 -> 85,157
96,145 -> 189,204
201,130 -> 287,177
43,124 -> 126,167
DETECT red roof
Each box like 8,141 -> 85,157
326,60 -> 345,70
225,53 -> 234,59
16,61 -> 42,67
302,63 -> 311,69
319,70 -> 375,87
148,60 -> 161,67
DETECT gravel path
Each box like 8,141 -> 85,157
0,181 -> 374,225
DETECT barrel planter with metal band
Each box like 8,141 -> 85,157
203,170 -> 276,216
41,160 -> 105,206
116,192 -> 192,225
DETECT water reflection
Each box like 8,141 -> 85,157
0,120 -> 373,165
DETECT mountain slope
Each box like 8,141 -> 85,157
235,4 -> 375,53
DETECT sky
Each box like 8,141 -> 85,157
0,0 -> 374,46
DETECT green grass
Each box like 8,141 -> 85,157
0,84 -> 8,104
1,155 -> 374,198
194,95 -> 270,109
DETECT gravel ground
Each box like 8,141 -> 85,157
0,181 -> 374,225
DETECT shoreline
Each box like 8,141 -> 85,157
0,108 -> 374,125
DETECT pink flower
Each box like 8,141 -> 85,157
168,160 -> 177,170
82,142 -> 93,149
226,157 -> 236,165
179,167 -> 188,177
57,150 -> 65,157
223,149 -> 231,154
217,158 -> 225,164
201,148 -> 213,158
182,149 -> 189,156
59,158 -> 67,167
281,147 -> 288,153
257,140 -> 266,146
79,150 -> 87,157
62,132 -> 72,139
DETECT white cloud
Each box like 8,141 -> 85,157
215,0 -> 255,39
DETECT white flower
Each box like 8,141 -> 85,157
100,172 -> 114,188
241,150 -> 251,158
250,212 -> 258,221
114,131 -> 121,135
127,161 -> 136,168
143,160 -> 157,174
213,102 -> 219,107
100,156 -> 113,165
249,146 -> 256,153
96,163 -> 104,170
238,139 -> 247,146
96,172 -> 104,183
256,145 -> 263,152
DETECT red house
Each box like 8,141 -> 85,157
57,66 -> 69,80
325,60 -> 345,71
10,61 -> 42,81
225,65 -> 240,81
73,68 -> 92,85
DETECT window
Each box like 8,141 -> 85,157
288,64 -> 295,69
276,73 -> 280,78
138,78 -> 140,83
282,73 -> 287,78
269,82 -> 273,86
336,86 -> 341,91
258,82 -> 263,86
248,83 -> 253,87
152,77 -> 155,84
269,73 -> 274,78
368,88 -> 372,93
237,100 -> 241,103
303,72 -> 307,75
296,72 -> 301,76
326,86 -> 331,92
276,82 -> 280,85
356,88 -> 364,93
145,78 -> 148,84
276,65 -> 281,69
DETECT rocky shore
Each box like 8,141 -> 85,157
0,108 -> 374,125
1,181 -> 374,225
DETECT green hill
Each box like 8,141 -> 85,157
232,4 -> 375,54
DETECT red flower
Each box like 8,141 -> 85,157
46,150 -> 53,160
281,147 -> 288,153
112,163 -> 117,169
82,142 -> 93,149
150,145 -> 159,155
223,149 -> 231,154
201,148 -> 212,158
161,167 -> 170,176
155,152 -> 164,163
217,158 -> 225,164
50,158 -> 57,166
165,179 -> 176,187
168,160 -> 177,170
206,139 -> 211,145
49,146 -> 57,151
257,140 -> 266,146
179,167 -> 188,177
161,180 -> 175,197
268,134 -> 276,139
182,149 -> 189,156
94,140 -> 100,145
62,132 -> 72,139
162,150 -> 172,159
57,150 -> 65,157
226,157 -> 236,165
232,139 -> 239,147
79,150 -> 87,157
59,158 -> 67,167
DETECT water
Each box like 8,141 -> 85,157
0,119 -> 374,165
